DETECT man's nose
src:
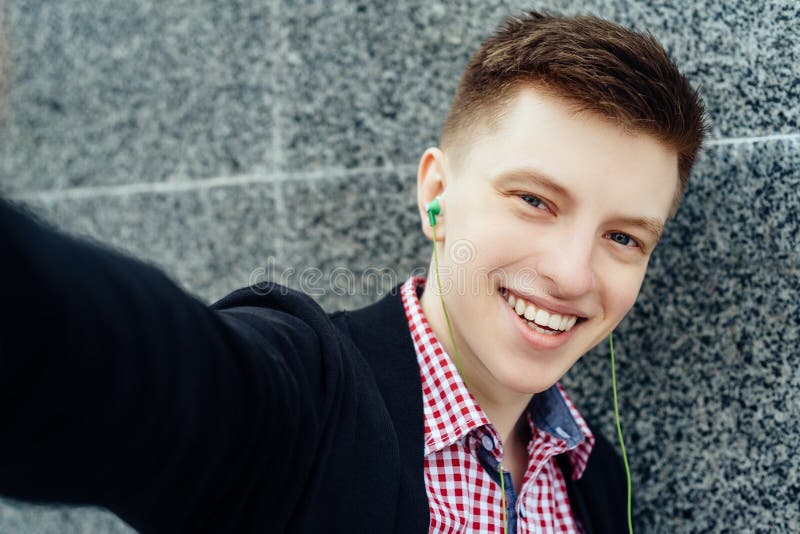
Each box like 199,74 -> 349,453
534,229 -> 595,299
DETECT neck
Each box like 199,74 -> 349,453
419,270 -> 533,446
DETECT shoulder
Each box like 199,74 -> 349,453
209,282 -> 362,402
570,422 -> 629,532
211,282 -> 333,327
210,282 -> 347,348
584,425 -> 626,487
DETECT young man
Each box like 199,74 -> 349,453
0,9 -> 705,534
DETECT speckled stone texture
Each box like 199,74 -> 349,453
278,168 -> 431,311
0,0 -> 798,532
0,1 -> 277,195
13,182 -> 283,303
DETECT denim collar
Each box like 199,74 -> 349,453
529,384 -> 586,450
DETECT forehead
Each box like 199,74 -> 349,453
454,87 -> 678,221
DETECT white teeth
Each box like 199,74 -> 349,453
502,288 -> 581,332
523,304 -> 537,321
527,321 -> 560,336
534,309 -> 550,327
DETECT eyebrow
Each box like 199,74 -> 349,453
612,216 -> 665,243
493,167 -> 666,243
495,167 -> 575,202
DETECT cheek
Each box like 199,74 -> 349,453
603,270 -> 646,316
454,215 -> 509,263
466,211 -> 531,259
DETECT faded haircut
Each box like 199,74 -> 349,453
439,10 -> 709,219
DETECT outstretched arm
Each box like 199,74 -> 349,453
0,199 -> 330,532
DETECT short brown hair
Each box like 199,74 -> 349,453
440,10 -> 708,219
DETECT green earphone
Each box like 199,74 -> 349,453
426,196 -> 441,227
425,195 -> 633,534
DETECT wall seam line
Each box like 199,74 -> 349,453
705,132 -> 799,146
5,165 -> 419,202
6,132 -> 798,202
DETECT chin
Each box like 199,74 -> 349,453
498,368 -> 561,396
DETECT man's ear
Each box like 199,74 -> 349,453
417,147 -> 448,242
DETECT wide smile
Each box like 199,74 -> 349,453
499,287 -> 587,350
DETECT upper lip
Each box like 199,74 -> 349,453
502,287 -> 590,318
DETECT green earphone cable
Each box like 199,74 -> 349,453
609,332 -> 633,533
431,222 -> 507,534
430,222 -> 469,392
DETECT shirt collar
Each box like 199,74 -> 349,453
400,275 -> 595,479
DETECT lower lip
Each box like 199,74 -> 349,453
500,290 -> 580,350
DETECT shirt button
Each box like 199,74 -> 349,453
481,435 -> 494,451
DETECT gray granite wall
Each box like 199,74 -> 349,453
1,1 -> 797,532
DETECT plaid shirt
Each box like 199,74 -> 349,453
401,276 -> 595,533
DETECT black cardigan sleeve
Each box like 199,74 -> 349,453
0,199 -> 343,532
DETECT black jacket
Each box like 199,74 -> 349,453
0,199 -> 626,533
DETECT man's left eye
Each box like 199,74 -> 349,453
608,232 -> 639,248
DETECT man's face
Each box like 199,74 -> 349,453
423,86 -> 677,398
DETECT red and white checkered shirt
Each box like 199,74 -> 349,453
400,276 -> 595,534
